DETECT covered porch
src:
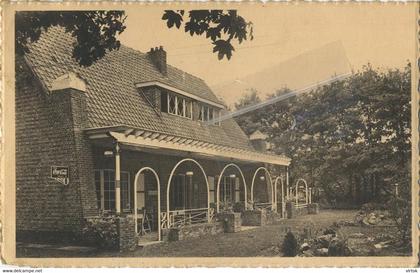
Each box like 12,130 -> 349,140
85,125 -> 291,243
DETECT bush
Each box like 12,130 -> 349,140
82,215 -> 119,250
360,202 -> 386,212
281,231 -> 298,257
233,202 -> 245,213
387,196 -> 411,246
328,237 -> 350,256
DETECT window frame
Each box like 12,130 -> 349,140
198,104 -> 221,126
167,93 -> 193,120
94,169 -> 131,213
168,93 -> 177,115
221,176 -> 235,203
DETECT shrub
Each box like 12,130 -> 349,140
360,202 -> 386,212
82,215 -> 119,250
233,202 -> 245,213
387,195 -> 411,246
281,231 -> 298,257
328,237 -> 350,256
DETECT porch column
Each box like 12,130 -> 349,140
115,142 -> 121,214
281,177 -> 285,217
309,187 -> 312,204
286,166 -> 289,200
273,179 -> 277,213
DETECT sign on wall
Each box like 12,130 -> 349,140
51,166 -> 70,185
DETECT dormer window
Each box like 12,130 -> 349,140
199,104 -> 221,126
209,108 -> 214,121
167,92 -> 192,119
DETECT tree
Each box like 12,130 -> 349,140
235,64 -> 411,208
162,10 -> 253,60
16,10 -> 253,67
15,11 -> 127,67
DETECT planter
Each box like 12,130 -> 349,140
218,212 -> 242,233
164,222 -> 224,241
242,209 -> 267,226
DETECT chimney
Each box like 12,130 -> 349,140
148,46 -> 167,76
249,130 -> 269,152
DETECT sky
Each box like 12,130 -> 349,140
119,3 -> 415,105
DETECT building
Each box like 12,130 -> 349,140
15,27 -> 291,246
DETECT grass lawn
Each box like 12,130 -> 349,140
17,209 -> 411,257
100,209 -> 357,257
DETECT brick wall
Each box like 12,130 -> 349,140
141,86 -> 162,111
163,222 -> 224,241
15,58 -> 98,238
242,209 -> 267,226
117,216 -> 137,251
217,212 -> 241,233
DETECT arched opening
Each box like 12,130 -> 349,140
295,178 -> 309,208
134,167 -> 161,242
216,163 -> 248,213
166,158 -> 210,228
274,176 -> 286,218
251,167 -> 274,210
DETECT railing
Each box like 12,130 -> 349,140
162,207 -> 213,228
160,212 -> 169,229
254,202 -> 273,210
295,203 -> 309,209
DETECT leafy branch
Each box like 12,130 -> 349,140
162,10 -> 254,60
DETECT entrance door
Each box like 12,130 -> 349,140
134,168 -> 161,242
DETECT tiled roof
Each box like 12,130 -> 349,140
23,27 -> 259,152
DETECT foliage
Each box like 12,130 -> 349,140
219,201 -> 230,212
82,215 -> 119,250
387,187 -> 411,244
162,10 -> 253,60
16,10 -> 252,66
235,64 -> 411,208
281,231 -> 298,257
15,11 -> 127,67
233,202 -> 245,213
327,237 -> 350,256
236,64 -> 412,249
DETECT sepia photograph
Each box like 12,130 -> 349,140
2,1 -> 419,267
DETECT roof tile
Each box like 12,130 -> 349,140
25,27 -> 255,151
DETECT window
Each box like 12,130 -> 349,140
167,93 -> 192,119
94,170 -> 101,210
168,93 -> 176,114
94,169 -> 131,212
177,97 -> 184,116
221,176 -> 235,203
198,105 -> 204,121
209,108 -> 214,121
103,170 -> 116,211
203,106 -> 209,121
198,104 -> 220,125
199,105 -> 209,122
185,100 -> 192,119
120,172 -> 130,211
208,176 -> 215,203
170,174 -> 185,210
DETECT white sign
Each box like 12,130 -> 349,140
51,166 -> 70,185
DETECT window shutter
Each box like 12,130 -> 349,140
160,90 -> 168,112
